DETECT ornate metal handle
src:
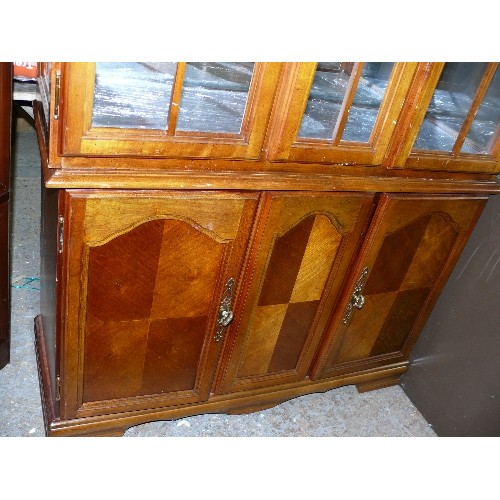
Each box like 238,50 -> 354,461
214,278 -> 236,342
343,267 -> 369,324
218,308 -> 234,328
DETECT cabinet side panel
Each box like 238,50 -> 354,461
0,62 -> 10,191
39,185 -> 59,410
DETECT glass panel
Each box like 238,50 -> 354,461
92,62 -> 177,129
461,66 -> 500,154
342,62 -> 394,142
413,63 -> 489,152
298,62 -> 393,142
298,62 -> 345,140
176,62 -> 255,134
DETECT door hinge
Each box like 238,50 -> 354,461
54,71 -> 61,120
56,375 -> 61,401
58,215 -> 64,253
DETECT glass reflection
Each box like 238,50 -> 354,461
298,62 -> 393,142
413,62 -> 500,153
298,62 -> 344,140
462,66 -> 500,154
176,62 -> 255,134
342,63 -> 393,142
92,62 -> 177,129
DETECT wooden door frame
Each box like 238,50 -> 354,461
310,193 -> 488,380
59,189 -> 259,419
265,62 -> 418,165
384,62 -> 500,174
56,62 -> 282,162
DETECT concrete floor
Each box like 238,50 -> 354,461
0,118 -> 437,437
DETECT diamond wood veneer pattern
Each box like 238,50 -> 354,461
238,214 -> 341,377
83,218 -> 223,402
334,213 -> 459,364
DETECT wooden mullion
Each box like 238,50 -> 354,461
488,124 -> 500,157
452,62 -> 498,155
266,63 -> 317,160
238,63 -> 262,141
384,63 -> 445,167
332,63 -> 364,145
61,63 -> 96,156
166,62 -> 186,136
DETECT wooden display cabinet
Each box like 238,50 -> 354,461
34,62 -> 500,436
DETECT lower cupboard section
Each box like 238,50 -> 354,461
36,189 -> 487,436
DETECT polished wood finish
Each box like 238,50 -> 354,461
58,62 -> 282,161
216,191 -> 375,394
385,63 -> 500,174
60,190 -> 258,418
35,311 -> 409,437
39,183 -> 61,415
0,62 -> 12,369
384,63 -> 444,168
166,62 -> 187,136
265,62 -> 418,165
312,194 -> 487,379
33,61 -> 500,436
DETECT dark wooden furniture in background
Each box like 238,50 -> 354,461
0,62 -> 12,370
401,193 -> 500,436
33,62 -> 500,436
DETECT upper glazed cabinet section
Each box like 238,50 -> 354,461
47,62 -> 500,174
265,62 -> 418,165
56,62 -> 281,160
386,62 -> 500,174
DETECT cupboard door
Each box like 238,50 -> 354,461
386,62 -> 500,174
216,191 -> 375,394
266,62 -> 417,165
61,190 -> 258,419
312,194 -> 487,380
57,62 -> 281,161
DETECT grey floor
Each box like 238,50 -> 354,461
0,117 -> 436,437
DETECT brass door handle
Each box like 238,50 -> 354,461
218,308 -> 234,328
214,278 -> 236,342
352,293 -> 365,310
343,267 -> 368,324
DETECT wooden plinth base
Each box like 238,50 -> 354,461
356,374 -> 402,393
